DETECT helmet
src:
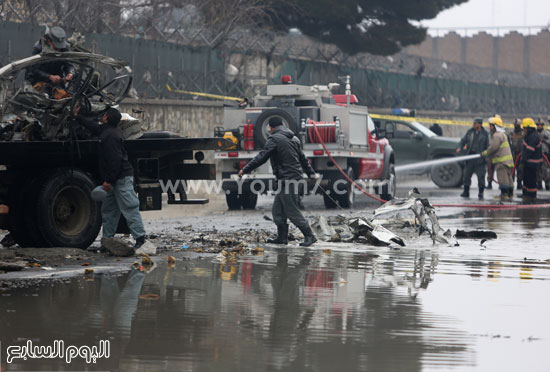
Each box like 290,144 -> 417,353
521,117 -> 536,129
45,26 -> 68,50
488,116 -> 504,132
488,116 -> 503,126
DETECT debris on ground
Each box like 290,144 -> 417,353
135,240 -> 157,255
311,215 -> 405,246
101,237 -> 135,257
455,230 -> 498,239
373,188 -> 449,244
0,260 -> 26,272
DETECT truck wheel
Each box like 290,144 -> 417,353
35,170 -> 101,248
431,162 -> 463,188
335,167 -> 355,208
323,191 -> 337,209
253,109 -> 297,148
380,164 -> 396,201
225,190 -> 241,210
240,190 -> 258,209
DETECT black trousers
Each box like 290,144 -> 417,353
523,164 -> 539,197
462,159 -> 486,188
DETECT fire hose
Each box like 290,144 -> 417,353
311,121 -> 550,209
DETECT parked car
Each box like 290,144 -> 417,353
372,118 -> 462,187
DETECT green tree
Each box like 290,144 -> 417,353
270,0 -> 467,55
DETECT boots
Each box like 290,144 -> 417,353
299,226 -> 317,247
267,224 -> 288,245
537,181 -> 543,190
478,187 -> 484,200
460,186 -> 470,198
546,182 -> 550,191
486,182 -> 492,190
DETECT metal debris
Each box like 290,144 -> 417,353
373,189 -> 449,244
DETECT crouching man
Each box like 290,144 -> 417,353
75,107 -> 146,251
238,117 -> 317,246
481,116 -> 514,200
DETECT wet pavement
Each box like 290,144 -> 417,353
1,178 -> 550,371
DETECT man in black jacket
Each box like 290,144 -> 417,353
75,107 -> 146,249
456,117 -> 489,199
238,117 -> 317,246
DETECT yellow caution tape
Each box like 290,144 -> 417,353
165,84 -> 243,102
369,113 -> 514,129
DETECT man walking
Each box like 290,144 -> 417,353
481,117 -> 514,200
75,107 -> 146,250
456,117 -> 489,199
521,118 -> 543,203
238,117 -> 317,247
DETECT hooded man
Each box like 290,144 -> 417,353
482,116 -> 514,200
456,117 -> 489,199
238,117 -> 317,246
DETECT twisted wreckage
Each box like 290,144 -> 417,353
311,189 -> 450,247
0,40 -> 229,249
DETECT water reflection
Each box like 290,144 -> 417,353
2,215 -> 550,371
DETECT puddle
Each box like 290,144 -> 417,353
1,207 -> 550,371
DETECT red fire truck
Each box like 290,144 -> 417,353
215,76 -> 395,210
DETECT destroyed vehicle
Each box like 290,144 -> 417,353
372,117 -> 462,188
0,51 -> 133,141
0,52 -> 232,248
215,76 -> 395,210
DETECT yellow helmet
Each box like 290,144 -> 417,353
522,117 -> 536,129
488,116 -> 503,127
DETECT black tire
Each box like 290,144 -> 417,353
380,163 -> 396,201
225,190 -> 241,210
323,191 -> 337,209
431,161 -> 463,188
335,167 -> 355,208
253,109 -> 298,148
240,190 -> 258,209
35,169 -> 101,248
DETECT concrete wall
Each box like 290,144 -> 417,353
406,30 -> 550,76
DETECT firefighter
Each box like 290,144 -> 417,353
508,118 -> 524,190
521,117 -> 543,203
481,117 -> 514,201
238,117 -> 318,247
536,118 -> 550,190
456,117 -> 489,199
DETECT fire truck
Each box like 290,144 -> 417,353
215,76 -> 395,210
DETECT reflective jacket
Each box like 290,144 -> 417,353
242,126 -> 315,180
482,131 -> 513,167
522,129 -> 543,169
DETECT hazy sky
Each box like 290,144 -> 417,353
421,0 -> 550,35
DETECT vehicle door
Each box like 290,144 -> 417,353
387,121 -> 429,165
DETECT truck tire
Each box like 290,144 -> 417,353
35,169 -> 101,248
240,190 -> 258,209
380,164 -> 396,201
253,109 -> 298,148
225,190 -> 241,210
431,161 -> 463,188
323,190 -> 337,209
335,167 -> 355,208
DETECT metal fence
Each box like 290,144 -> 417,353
2,1 -> 550,115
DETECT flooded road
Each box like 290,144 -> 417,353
1,182 -> 550,371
